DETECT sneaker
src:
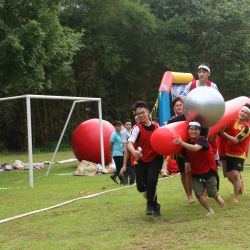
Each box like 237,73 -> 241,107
153,203 -> 161,217
146,204 -> 154,215
110,175 -> 119,184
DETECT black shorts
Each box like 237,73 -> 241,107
225,156 -> 244,172
176,156 -> 185,173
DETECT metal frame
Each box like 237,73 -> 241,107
0,94 -> 104,188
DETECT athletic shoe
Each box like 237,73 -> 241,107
146,204 -> 154,215
110,175 -> 119,184
153,203 -> 161,217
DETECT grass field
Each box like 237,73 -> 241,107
0,151 -> 250,250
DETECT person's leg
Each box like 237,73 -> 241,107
146,157 -> 163,215
127,159 -> 135,185
227,170 -> 241,203
205,175 -> 224,208
225,156 -> 244,203
239,174 -> 244,195
185,163 -> 195,204
180,172 -> 188,193
221,158 -> 227,178
197,195 -> 214,216
214,171 -> 220,191
160,158 -> 169,177
214,194 -> 225,208
110,157 -> 119,184
114,156 -> 124,184
122,168 -> 129,185
135,162 -> 147,193
192,176 -> 214,215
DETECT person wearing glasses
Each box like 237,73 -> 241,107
127,101 -> 163,216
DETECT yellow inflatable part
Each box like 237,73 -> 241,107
171,72 -> 194,84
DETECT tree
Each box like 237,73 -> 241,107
62,0 -> 160,120
0,0 -> 82,150
140,0 -> 250,99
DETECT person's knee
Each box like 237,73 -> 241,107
147,176 -> 158,187
207,189 -> 217,197
194,189 -> 202,198
136,183 -> 146,192
228,172 -> 239,182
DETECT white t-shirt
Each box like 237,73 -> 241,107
183,80 -> 218,96
128,126 -> 140,144
121,129 -> 131,144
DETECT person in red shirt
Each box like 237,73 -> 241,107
220,104 -> 250,204
128,101 -> 163,216
174,121 -> 224,216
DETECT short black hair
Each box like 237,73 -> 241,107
243,103 -> 250,109
112,120 -> 122,126
172,97 -> 183,107
123,119 -> 132,124
133,101 -> 149,110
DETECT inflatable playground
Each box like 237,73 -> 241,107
71,71 -> 250,163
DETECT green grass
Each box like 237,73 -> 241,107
0,151 -> 250,249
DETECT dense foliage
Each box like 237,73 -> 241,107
0,0 -> 249,150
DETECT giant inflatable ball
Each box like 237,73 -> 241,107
184,86 -> 225,127
71,119 -> 114,164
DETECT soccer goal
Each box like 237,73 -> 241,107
0,94 -> 105,188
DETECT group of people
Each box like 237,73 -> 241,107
110,63 -> 250,217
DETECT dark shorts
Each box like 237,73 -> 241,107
192,175 -> 218,198
176,156 -> 185,173
225,156 -> 244,172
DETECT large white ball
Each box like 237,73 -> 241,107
184,86 -> 225,127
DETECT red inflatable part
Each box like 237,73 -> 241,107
208,96 -> 250,137
71,119 -> 114,164
150,121 -> 188,156
151,96 -> 250,156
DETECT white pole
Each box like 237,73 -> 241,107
26,96 -> 34,188
98,100 -> 105,167
46,101 -> 77,176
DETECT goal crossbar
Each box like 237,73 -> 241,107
0,94 -> 104,188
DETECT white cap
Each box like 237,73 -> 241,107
198,65 -> 210,74
188,121 -> 201,127
242,106 -> 250,114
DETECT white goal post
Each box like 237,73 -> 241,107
0,94 -> 105,188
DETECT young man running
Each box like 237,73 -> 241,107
127,101 -> 163,216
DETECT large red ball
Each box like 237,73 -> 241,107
71,119 -> 114,164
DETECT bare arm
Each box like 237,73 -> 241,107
127,141 -> 143,159
220,131 -> 239,144
173,136 -> 202,152
120,143 -> 128,174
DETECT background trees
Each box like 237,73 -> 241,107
0,0 -> 249,150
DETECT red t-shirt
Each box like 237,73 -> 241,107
225,120 -> 250,159
186,136 -> 217,175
